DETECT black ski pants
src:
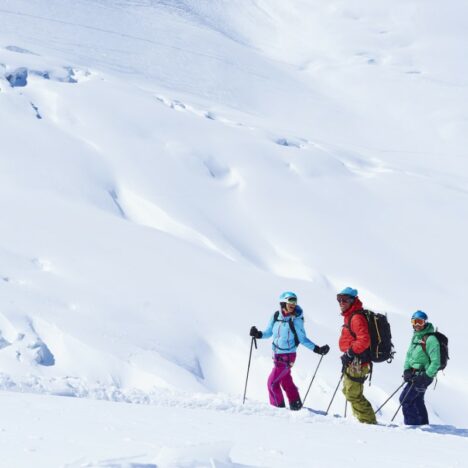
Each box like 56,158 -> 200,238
400,379 -> 432,425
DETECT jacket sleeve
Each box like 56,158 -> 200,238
294,317 -> 316,351
261,314 -> 275,339
349,314 -> 371,354
403,342 -> 413,370
425,335 -> 441,378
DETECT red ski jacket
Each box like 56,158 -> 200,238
339,298 -> 371,355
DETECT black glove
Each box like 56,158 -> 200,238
313,344 -> 330,355
250,326 -> 262,339
403,369 -> 414,383
414,372 -> 433,388
340,350 -> 354,367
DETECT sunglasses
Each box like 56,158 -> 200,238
411,318 -> 426,326
337,295 -> 354,304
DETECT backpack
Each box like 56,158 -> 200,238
346,310 -> 395,363
273,310 -> 301,347
421,331 -> 449,371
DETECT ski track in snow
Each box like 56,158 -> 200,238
1,372 -> 467,441
1,386 -> 468,468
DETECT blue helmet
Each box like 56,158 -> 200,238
279,291 -> 297,303
338,287 -> 358,298
411,310 -> 428,321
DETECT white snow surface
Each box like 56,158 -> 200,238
0,1 -> 467,466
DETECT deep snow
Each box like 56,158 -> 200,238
1,390 -> 467,468
0,0 -> 468,466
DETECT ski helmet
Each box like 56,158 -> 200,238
338,287 -> 358,298
279,291 -> 297,303
411,310 -> 428,321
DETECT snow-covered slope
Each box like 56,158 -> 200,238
0,2 -> 467,463
2,390 -> 468,467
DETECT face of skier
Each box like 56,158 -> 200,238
337,294 -> 354,313
411,318 -> 426,331
282,298 -> 297,315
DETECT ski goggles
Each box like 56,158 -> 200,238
411,318 -> 426,326
283,297 -> 297,304
337,294 -> 354,304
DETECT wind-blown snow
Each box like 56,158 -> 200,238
0,1 -> 467,466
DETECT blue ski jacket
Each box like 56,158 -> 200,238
260,306 -> 316,354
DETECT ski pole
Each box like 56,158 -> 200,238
391,382 -> 414,422
242,337 -> 257,404
344,399 -> 348,417
374,381 -> 406,414
302,355 -> 324,406
325,373 -> 344,415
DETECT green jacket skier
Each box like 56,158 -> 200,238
403,321 -> 441,379
400,311 -> 441,425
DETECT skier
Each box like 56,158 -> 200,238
249,291 -> 330,410
338,287 -> 377,424
400,310 -> 440,425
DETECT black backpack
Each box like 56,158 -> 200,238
421,331 -> 449,371
273,310 -> 301,348
346,310 -> 395,363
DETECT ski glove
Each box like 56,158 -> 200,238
341,348 -> 356,367
250,326 -> 262,339
313,344 -> 330,355
340,351 -> 354,367
403,369 -> 414,383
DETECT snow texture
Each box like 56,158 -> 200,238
0,0 -> 467,466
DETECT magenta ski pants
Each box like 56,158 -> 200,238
267,353 -> 300,407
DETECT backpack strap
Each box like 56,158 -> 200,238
289,318 -> 300,347
420,334 -> 429,353
343,310 -> 365,338
416,333 -> 434,375
343,310 -> 372,369
273,310 -> 301,348
343,312 -> 372,385
420,333 -> 437,354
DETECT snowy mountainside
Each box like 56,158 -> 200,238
0,0 -> 467,441
1,391 -> 468,467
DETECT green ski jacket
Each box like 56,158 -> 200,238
403,322 -> 441,378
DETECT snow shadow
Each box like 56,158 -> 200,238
303,407 -> 328,416
30,65 -> 78,83
30,102 -> 42,119
275,137 -> 305,148
28,338 -> 55,366
419,424 -> 468,438
5,45 -> 39,55
4,64 -> 84,87
6,67 -> 28,87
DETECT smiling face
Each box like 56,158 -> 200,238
337,294 -> 355,313
282,297 -> 297,315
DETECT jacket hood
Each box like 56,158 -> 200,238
341,298 -> 363,319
